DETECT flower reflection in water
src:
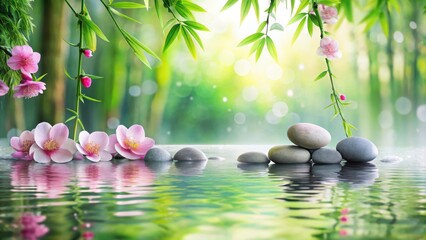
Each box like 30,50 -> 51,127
18,212 -> 49,240
11,161 -> 73,198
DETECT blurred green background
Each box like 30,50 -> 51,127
0,0 -> 425,146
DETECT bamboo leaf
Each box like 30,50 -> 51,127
163,24 -> 181,52
240,0 -> 251,23
85,74 -> 103,79
144,0 -> 149,9
154,0 -> 163,26
266,36 -> 278,61
288,12 -> 306,25
175,2 -> 195,20
307,16 -> 313,36
164,18 -> 177,31
36,73 -> 48,82
324,102 -> 334,109
64,39 -> 78,47
183,21 -> 209,31
82,94 -> 101,102
255,37 -> 265,61
182,26 -> 197,58
66,108 -> 78,115
295,0 -> 309,15
318,0 -> 341,5
291,16 -> 306,44
341,0 -> 353,22
82,19 -> 97,51
379,12 -> 389,37
64,69 -> 74,80
238,32 -> 264,47
185,26 -> 204,50
79,15 -> 109,42
252,0 -> 260,20
77,118 -> 85,130
249,39 -> 260,56
65,116 -> 77,123
309,14 -> 319,26
257,21 -> 267,32
110,8 -> 142,24
221,0 -> 239,11
290,0 -> 295,14
314,70 -> 328,81
109,2 -> 145,8
270,23 -> 284,31
182,0 -> 206,12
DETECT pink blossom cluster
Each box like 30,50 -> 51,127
0,45 -> 46,98
10,123 -> 155,163
18,212 -> 49,240
316,4 -> 342,60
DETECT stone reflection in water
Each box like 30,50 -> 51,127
237,163 -> 269,173
10,161 -> 73,198
269,163 -> 325,201
145,160 -> 173,173
312,164 -> 342,182
338,162 -> 379,187
174,160 -> 207,176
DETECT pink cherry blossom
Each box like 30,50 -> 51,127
10,130 -> 35,160
339,94 -> 346,101
29,122 -> 76,163
317,37 -> 342,60
7,45 -> 41,74
76,131 -> 112,162
81,76 -> 92,88
106,134 -> 118,155
83,49 -> 93,58
13,74 -> 46,99
0,80 -> 9,96
115,125 -> 155,160
318,4 -> 338,24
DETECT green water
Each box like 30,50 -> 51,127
0,145 -> 425,240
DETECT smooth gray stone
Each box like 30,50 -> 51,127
380,156 -> 403,163
312,148 -> 342,164
237,152 -> 270,164
268,145 -> 311,164
145,147 -> 172,162
336,137 -> 378,162
287,123 -> 331,149
173,147 -> 208,161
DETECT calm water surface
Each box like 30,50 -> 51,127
0,143 -> 425,240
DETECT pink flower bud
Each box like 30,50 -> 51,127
339,94 -> 346,101
83,49 -> 93,58
81,76 -> 92,88
340,216 -> 348,223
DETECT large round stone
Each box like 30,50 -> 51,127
237,152 -> 270,164
312,148 -> 342,164
173,147 -> 208,161
268,145 -> 311,164
287,123 -> 331,149
336,137 -> 378,162
145,147 -> 172,162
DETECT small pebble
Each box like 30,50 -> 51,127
268,145 -> 310,164
380,155 -> 403,163
336,137 -> 378,162
312,148 -> 342,164
287,123 -> 331,149
208,156 -> 225,161
237,152 -> 270,164
145,147 -> 172,162
173,147 -> 208,161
